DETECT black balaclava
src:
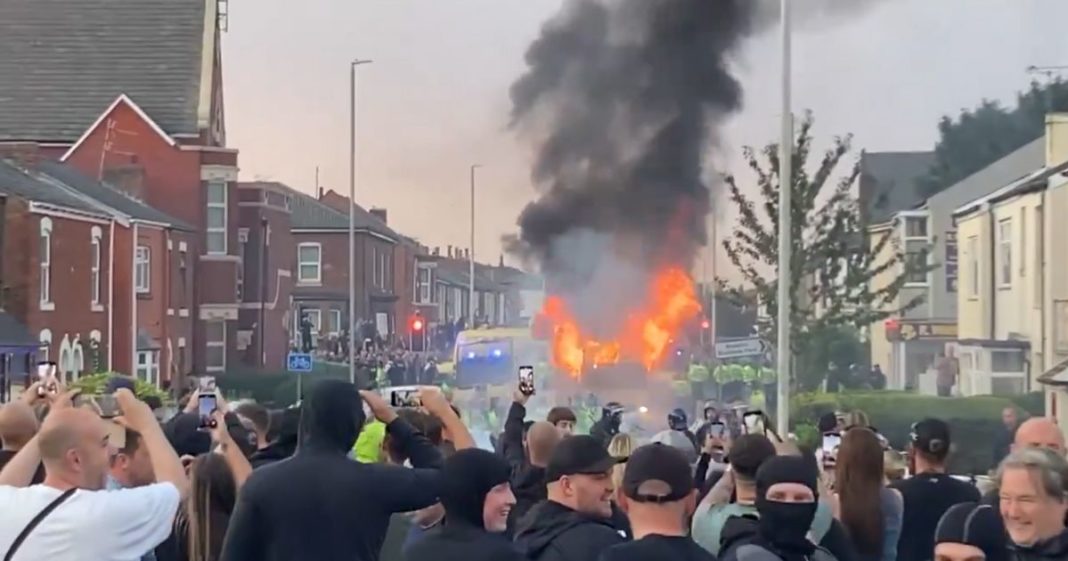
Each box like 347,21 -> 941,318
935,502 -> 1008,561
298,380 -> 366,453
441,448 -> 511,529
754,456 -> 820,559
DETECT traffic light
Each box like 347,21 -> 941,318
409,314 -> 426,352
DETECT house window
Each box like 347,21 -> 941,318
39,329 -> 52,362
90,227 -> 102,307
1020,208 -> 1027,278
206,181 -> 227,254
205,320 -> 226,372
136,350 -> 160,386
381,251 -> 391,289
904,216 -> 928,239
329,309 -> 342,336
998,218 -> 1012,287
1035,205 -> 1044,308
991,350 -> 1024,373
39,218 -> 52,309
416,266 -> 432,304
297,243 -> 322,283
904,248 -> 928,284
372,247 -> 380,288
967,235 -> 979,298
179,245 -> 188,308
135,245 -> 151,293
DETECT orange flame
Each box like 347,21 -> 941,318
541,267 -> 701,376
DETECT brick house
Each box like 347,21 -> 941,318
236,182 -> 294,371
283,188 -> 400,351
0,0 -> 245,379
0,152 -> 192,387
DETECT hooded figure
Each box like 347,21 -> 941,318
250,406 -> 301,468
220,380 -> 445,561
934,502 -> 1008,561
721,456 -> 838,561
405,449 -> 523,561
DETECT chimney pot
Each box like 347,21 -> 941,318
369,207 -> 388,224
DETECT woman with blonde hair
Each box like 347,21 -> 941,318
608,432 -> 634,494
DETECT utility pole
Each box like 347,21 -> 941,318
775,0 -> 793,438
349,59 -> 373,385
469,164 -> 482,325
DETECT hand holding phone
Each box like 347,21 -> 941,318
518,365 -> 535,396
742,411 -> 767,435
198,393 -> 219,430
390,389 -> 421,408
36,362 -> 58,397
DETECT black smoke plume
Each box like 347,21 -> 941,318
507,0 -> 755,281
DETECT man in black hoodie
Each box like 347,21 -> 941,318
220,382 -> 470,561
248,405 -> 300,468
514,435 -> 627,561
405,448 -> 523,561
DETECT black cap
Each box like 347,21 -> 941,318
546,435 -> 623,482
935,503 -> 1008,561
623,443 -> 694,503
910,418 -> 951,459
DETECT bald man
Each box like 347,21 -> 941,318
507,421 -> 561,536
0,401 -> 44,483
1013,417 -> 1066,454
0,389 -> 188,560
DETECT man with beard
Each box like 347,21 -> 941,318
514,435 -> 627,561
405,448 -> 523,561
720,455 -> 837,561
220,383 -> 472,561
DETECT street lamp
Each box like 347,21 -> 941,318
349,58 -> 372,385
469,164 -> 482,326
775,0 -> 793,437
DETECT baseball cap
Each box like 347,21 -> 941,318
910,418 -> 951,458
546,435 -> 624,482
623,443 -> 694,503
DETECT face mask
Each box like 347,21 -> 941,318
757,500 -> 817,552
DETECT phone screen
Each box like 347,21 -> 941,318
198,394 -> 218,428
36,362 -> 57,396
822,432 -> 841,453
708,421 -> 726,438
391,390 -> 420,408
198,376 -> 217,392
743,412 -> 766,435
518,365 -> 535,395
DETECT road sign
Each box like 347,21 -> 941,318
715,337 -> 769,360
287,352 -> 314,373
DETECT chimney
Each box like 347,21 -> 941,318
369,207 -> 388,224
433,246 -> 440,256
1046,113 -> 1068,166
499,254 -> 504,268
0,142 -> 40,170
447,245 -> 453,258
318,186 -> 324,199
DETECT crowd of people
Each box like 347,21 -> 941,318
1,374 -> 1068,561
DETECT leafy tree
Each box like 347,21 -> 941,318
718,112 -> 933,390
920,79 -> 1068,196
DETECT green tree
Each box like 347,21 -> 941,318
920,79 -> 1068,196
718,113 -> 933,390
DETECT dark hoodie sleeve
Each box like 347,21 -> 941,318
819,519 -> 859,561
219,484 -> 266,561
502,401 -> 527,468
387,415 -> 443,470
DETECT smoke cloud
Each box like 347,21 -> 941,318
507,0 -> 755,278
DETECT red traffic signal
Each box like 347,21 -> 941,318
411,317 -> 424,332
700,319 -> 711,330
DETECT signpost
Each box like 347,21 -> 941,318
715,337 -> 770,361
287,352 -> 314,401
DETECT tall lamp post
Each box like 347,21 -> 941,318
349,58 -> 373,385
775,0 -> 793,437
469,164 -> 482,325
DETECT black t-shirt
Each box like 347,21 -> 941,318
891,472 -> 980,561
0,450 -> 44,484
599,534 -> 716,561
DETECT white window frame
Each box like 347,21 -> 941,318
998,218 -> 1012,288
297,242 -> 322,284
416,265 -> 433,304
237,229 -> 249,299
205,320 -> 226,372
39,329 -> 52,362
1020,208 -> 1027,278
372,247 -> 380,288
329,309 -> 342,336
967,235 -> 979,299
90,226 -> 102,310
904,247 -> 929,286
39,218 -> 53,310
206,181 -> 228,255
136,350 -> 160,386
902,214 -> 929,241
135,245 -> 151,294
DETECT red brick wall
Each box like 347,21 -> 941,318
2,202 -> 110,379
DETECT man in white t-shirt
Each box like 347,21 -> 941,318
0,388 -> 188,561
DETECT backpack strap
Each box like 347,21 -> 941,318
4,488 -> 77,561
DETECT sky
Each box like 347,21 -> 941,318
221,0 -> 1068,281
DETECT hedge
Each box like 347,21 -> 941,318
790,391 -> 1045,475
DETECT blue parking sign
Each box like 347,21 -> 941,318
287,352 -> 313,373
